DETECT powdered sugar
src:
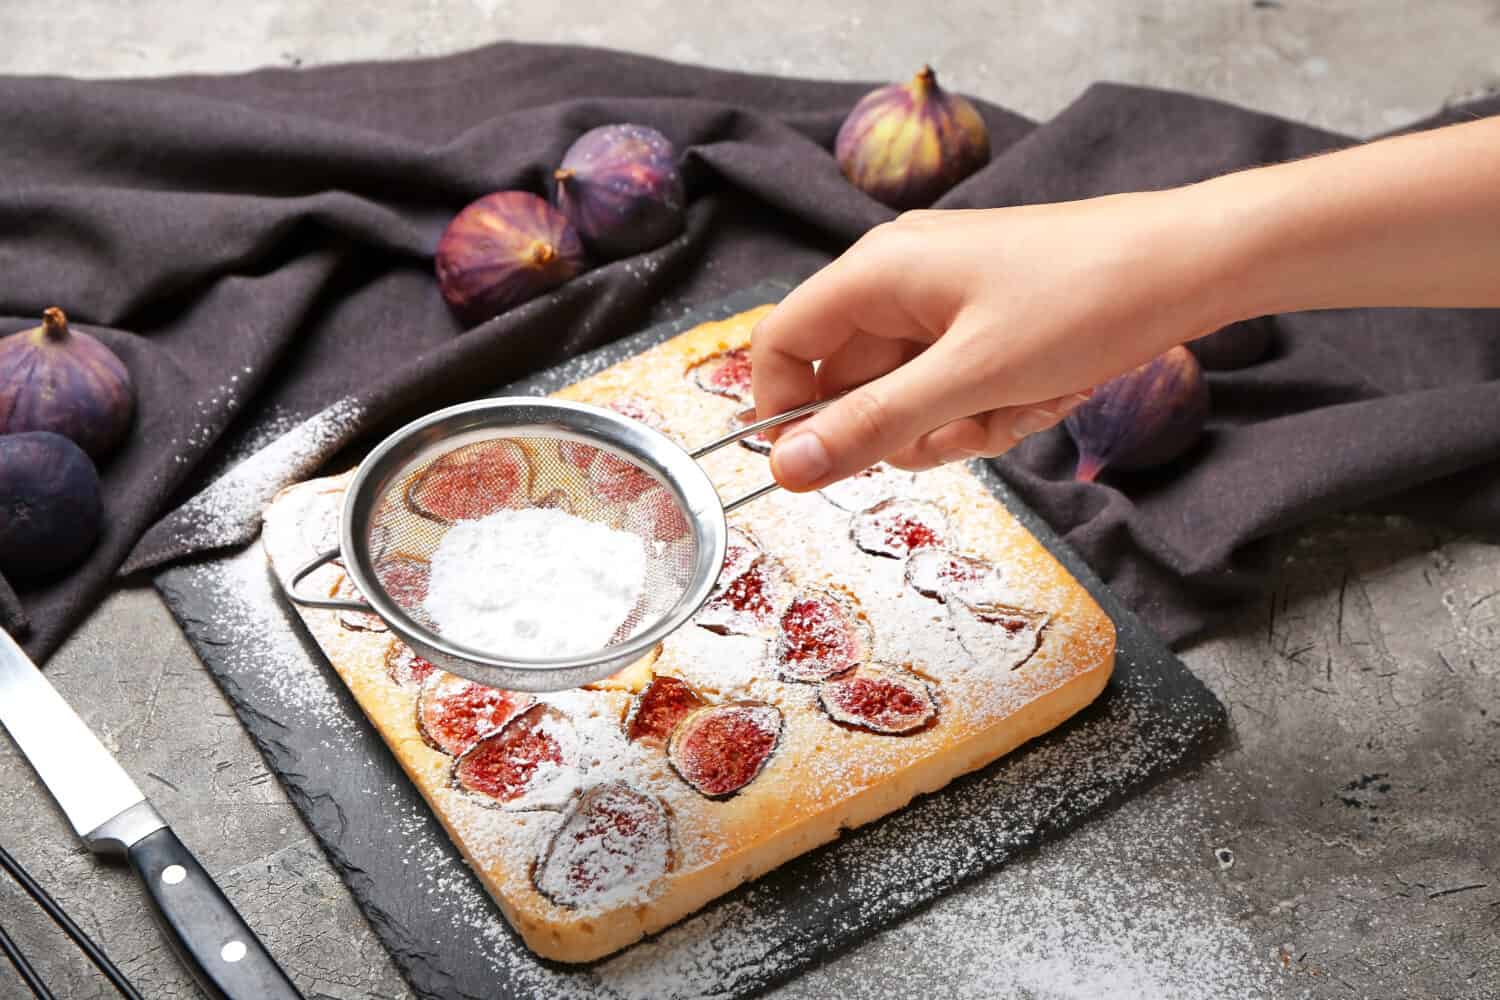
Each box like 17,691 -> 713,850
425,507 -> 647,658
160,537 -> 359,736
693,532 -> 792,639
415,671 -> 531,756
817,462 -> 917,512
905,548 -> 1009,606
850,497 -> 949,559
948,601 -> 1048,674
123,396 -> 365,573
533,782 -> 675,911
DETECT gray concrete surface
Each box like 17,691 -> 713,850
6,0 -> 1500,136
1,2 -> 1498,997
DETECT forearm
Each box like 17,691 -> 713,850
1187,115 -> 1500,326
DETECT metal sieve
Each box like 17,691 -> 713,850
282,396 -> 830,692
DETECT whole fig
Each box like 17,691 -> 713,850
1065,346 -> 1209,483
1188,318 -> 1273,371
553,124 -> 686,260
0,308 -> 134,461
435,191 -> 586,322
835,66 -> 991,211
0,431 -> 103,580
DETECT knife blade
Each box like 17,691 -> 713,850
0,627 -> 302,1000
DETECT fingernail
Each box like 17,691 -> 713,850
772,429 -> 832,487
1012,408 -> 1062,438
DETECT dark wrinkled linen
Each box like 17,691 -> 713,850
0,41 -> 1495,660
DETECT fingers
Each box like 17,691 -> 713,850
883,391 -> 1094,471
750,225 -> 942,430
769,346 -> 973,490
753,212 -> 1099,489
884,414 -> 996,470
815,334 -> 925,398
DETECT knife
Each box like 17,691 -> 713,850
0,627 -> 303,1000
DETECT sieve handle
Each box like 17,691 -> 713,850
691,396 -> 840,514
689,396 -> 837,460
283,548 -> 373,612
722,481 -> 782,515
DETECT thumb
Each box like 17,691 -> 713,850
768,347 -> 973,491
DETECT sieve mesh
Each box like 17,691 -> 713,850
361,431 -> 699,659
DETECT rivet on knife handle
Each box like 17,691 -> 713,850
125,827 -> 303,1000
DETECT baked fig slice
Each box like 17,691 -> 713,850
719,527 -> 761,584
453,703 -> 578,811
949,601 -> 1049,673
533,782 -> 673,909
416,671 -> 533,757
606,396 -> 664,428
818,462 -> 916,512
728,406 -> 772,454
695,556 -> 792,637
373,553 -> 430,609
818,666 -> 936,735
586,449 -> 659,503
688,347 -> 753,402
534,488 -> 575,514
773,590 -> 871,682
851,498 -> 948,559
667,702 -> 782,799
384,641 -> 438,688
905,548 -> 1007,607
560,397 -> 665,468
559,436 -> 600,471
625,485 -> 691,542
406,438 -> 532,523
626,674 -> 706,748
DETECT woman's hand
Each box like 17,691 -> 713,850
750,115 -> 1500,492
750,191 -> 1237,491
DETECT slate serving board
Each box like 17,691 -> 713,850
155,281 -> 1227,1000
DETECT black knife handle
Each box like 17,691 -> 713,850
125,827 -> 303,1000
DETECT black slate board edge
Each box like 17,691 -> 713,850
155,279 -> 1226,1000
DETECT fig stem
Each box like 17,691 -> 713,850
525,241 -> 558,267
914,65 -> 937,92
40,307 -> 69,341
554,168 -> 574,184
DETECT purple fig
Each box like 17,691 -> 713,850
0,308 -> 134,461
0,431 -> 102,580
1065,346 -> 1209,483
435,191 -> 586,323
835,66 -> 990,211
553,124 -> 686,260
1188,318 -> 1273,371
